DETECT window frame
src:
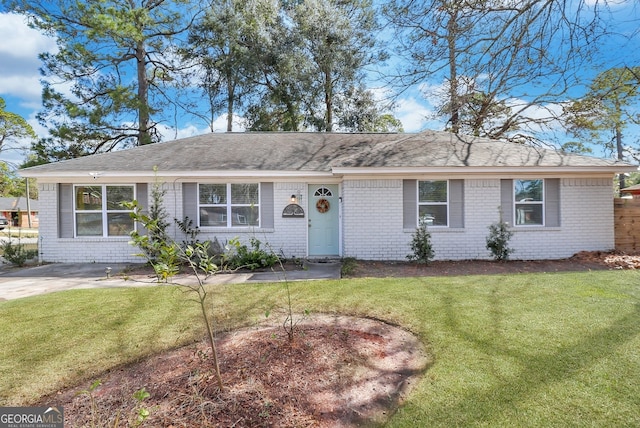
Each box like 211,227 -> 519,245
417,180 -> 449,227
198,183 -> 260,228
73,184 -> 136,237
513,179 -> 545,227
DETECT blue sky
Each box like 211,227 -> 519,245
0,1 -> 638,167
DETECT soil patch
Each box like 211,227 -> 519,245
343,251 -> 640,278
36,315 -> 429,427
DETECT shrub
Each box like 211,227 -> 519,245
230,237 -> 279,270
340,257 -> 358,277
125,173 -> 170,264
407,217 -> 434,264
1,241 -> 37,267
486,216 -> 514,261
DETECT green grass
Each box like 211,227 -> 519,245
0,229 -> 39,239
1,270 -> 640,426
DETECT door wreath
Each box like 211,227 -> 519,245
316,198 -> 330,213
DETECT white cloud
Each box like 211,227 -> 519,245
393,96 -> 442,132
583,0 -> 632,7
0,75 -> 43,104
0,13 -> 57,104
156,114 -> 246,142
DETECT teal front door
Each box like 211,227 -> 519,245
308,184 -> 340,257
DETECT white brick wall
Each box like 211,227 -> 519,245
342,180 -> 406,260
37,177 -> 616,263
341,178 -> 615,261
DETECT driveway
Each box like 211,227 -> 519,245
0,261 -> 342,301
0,263 -> 142,301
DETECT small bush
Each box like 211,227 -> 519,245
340,257 -> 358,277
1,241 -> 37,267
407,217 -> 434,264
230,238 -> 278,270
486,217 -> 514,261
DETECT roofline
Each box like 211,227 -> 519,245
20,165 -> 638,181
19,170 -> 334,179
333,165 -> 638,175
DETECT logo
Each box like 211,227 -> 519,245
0,407 -> 64,428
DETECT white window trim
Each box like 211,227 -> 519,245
417,180 -> 449,227
198,183 -> 260,228
73,184 -> 135,238
513,179 -> 545,227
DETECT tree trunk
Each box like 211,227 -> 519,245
324,68 -> 333,132
226,79 -> 234,132
447,10 -> 460,134
136,41 -> 152,145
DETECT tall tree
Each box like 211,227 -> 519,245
382,0 -> 616,143
336,85 -> 403,132
242,0 -> 386,131
185,0 -> 276,132
563,66 -> 640,190
9,0 -> 197,155
244,5 -> 312,131
292,0 -> 383,131
0,97 -> 37,160
0,162 -> 38,198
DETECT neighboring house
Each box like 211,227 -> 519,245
19,131 -> 637,264
0,197 -> 39,228
620,183 -> 640,198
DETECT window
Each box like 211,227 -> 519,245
418,180 -> 448,226
514,179 -> 544,225
198,183 -> 259,227
74,185 -> 135,237
314,187 -> 333,197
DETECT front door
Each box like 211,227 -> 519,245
308,184 -> 339,257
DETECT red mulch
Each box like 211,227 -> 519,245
344,251 -> 640,278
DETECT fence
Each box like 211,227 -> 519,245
614,198 -> 640,253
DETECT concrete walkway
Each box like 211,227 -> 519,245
0,260 -> 342,301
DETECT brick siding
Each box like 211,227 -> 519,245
37,177 -> 615,263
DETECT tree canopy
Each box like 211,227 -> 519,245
382,0 -> 627,144
563,66 -> 640,189
2,0 -> 639,164
0,96 -> 36,158
9,0 -> 199,155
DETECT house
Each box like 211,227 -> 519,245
620,183 -> 640,198
19,131 -> 637,264
0,197 -> 39,228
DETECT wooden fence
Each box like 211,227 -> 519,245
614,198 -> 640,253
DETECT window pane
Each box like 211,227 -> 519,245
231,184 -> 258,204
515,204 -> 543,225
107,213 -> 134,236
76,186 -> 102,210
76,213 -> 103,236
200,207 -> 227,226
199,184 -> 226,204
231,206 -> 259,226
106,186 -> 134,210
515,180 -> 543,202
419,205 -> 448,226
419,181 -> 447,203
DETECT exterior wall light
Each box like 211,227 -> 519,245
290,192 -> 302,204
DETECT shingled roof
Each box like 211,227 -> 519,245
20,131 -> 635,178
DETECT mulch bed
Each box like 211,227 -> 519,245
344,251 -> 640,278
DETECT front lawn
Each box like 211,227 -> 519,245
1,270 -> 639,426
